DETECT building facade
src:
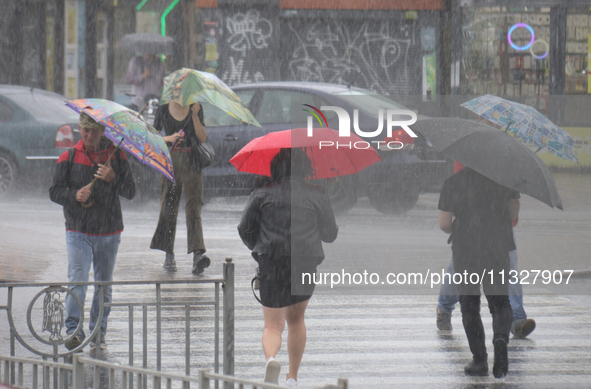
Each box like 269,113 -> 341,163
1,0 -> 589,129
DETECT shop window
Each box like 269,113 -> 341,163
565,10 -> 590,95
461,7 -> 551,113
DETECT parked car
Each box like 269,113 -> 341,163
198,81 -> 451,214
0,85 -> 160,200
0,85 -> 80,195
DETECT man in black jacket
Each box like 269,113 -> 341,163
439,167 -> 519,378
50,112 -> 135,350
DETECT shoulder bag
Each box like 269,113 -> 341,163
192,138 -> 216,170
175,106 -> 216,170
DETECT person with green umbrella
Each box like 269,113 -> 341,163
149,101 -> 211,275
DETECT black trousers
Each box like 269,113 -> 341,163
150,152 -> 205,255
453,247 -> 512,363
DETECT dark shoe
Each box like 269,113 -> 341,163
464,359 -> 488,376
436,306 -> 452,331
90,333 -> 106,350
163,253 -> 177,272
65,333 -> 85,351
493,339 -> 508,378
192,253 -> 210,275
512,318 -> 536,339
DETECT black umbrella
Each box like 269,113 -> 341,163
119,33 -> 174,55
413,118 -> 562,210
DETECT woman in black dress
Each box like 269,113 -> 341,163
238,148 -> 339,386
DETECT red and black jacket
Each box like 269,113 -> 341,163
49,138 -> 136,235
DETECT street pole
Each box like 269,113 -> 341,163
223,257 -> 234,389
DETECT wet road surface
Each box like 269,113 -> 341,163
1,171 -> 590,388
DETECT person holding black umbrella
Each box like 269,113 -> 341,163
438,166 -> 520,378
125,53 -> 165,111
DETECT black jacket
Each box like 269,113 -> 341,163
238,180 -> 338,260
49,138 -> 136,235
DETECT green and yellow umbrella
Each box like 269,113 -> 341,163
161,68 -> 262,128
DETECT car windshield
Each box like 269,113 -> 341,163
333,90 -> 409,116
8,92 -> 79,122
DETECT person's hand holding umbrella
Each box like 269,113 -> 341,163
190,103 -> 207,142
76,163 -> 115,203
162,130 -> 185,144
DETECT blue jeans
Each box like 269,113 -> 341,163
65,231 -> 121,337
438,249 -> 527,324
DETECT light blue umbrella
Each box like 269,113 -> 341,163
461,94 -> 578,163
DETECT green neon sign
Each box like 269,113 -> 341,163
161,0 -> 181,37
136,0 -> 149,11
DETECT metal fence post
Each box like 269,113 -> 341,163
72,354 -> 85,389
198,369 -> 210,389
222,257 -> 234,384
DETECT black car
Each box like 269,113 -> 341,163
200,82 -> 450,214
0,85 -> 80,195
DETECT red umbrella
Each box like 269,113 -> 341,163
229,128 -> 381,179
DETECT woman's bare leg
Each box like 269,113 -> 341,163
262,306 -> 286,360
285,299 -> 310,381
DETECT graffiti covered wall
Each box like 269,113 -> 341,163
205,7 -> 436,96
204,7 -> 281,86
282,15 -> 424,95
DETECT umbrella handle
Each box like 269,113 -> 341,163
139,101 -> 149,115
81,139 -> 125,209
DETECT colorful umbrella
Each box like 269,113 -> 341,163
66,98 -> 174,182
229,128 -> 382,179
461,94 -> 578,163
161,68 -> 262,128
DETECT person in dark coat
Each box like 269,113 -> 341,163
238,148 -> 339,386
49,112 -> 135,350
438,167 -> 519,378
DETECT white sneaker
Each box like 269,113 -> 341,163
285,378 -> 298,387
264,357 -> 281,384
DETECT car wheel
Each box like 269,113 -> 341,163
314,175 -> 358,214
368,185 -> 419,215
0,152 -> 18,197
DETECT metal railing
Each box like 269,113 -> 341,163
0,355 -> 72,389
0,258 -> 236,388
0,354 -> 348,389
